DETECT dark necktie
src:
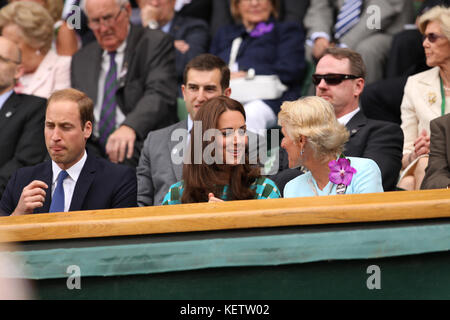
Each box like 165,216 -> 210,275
98,51 -> 118,146
334,0 -> 363,40
49,170 -> 69,213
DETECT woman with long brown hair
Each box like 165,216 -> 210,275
162,96 -> 280,205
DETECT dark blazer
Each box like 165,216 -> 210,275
344,111 -> 404,191
0,154 -> 137,216
170,14 -> 210,83
421,113 -> 450,189
137,120 -> 187,206
0,92 -> 47,197
71,24 -> 178,162
210,19 -> 305,114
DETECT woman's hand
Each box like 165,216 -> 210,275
406,129 -> 430,166
208,193 -> 224,203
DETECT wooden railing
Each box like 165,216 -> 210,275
0,189 -> 449,242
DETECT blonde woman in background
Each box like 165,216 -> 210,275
398,6 -> 450,190
0,1 -> 71,99
279,96 -> 383,198
9,0 -> 79,56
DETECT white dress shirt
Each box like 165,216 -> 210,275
338,107 -> 360,126
51,150 -> 87,212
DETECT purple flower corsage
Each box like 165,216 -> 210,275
328,155 -> 357,194
249,22 -> 274,38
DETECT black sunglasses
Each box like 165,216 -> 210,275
312,73 -> 360,86
422,32 -> 447,43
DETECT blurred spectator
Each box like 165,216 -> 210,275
304,0 -> 415,84
421,113 -> 450,189
0,1 -> 71,99
398,5 -> 450,190
210,0 -> 305,132
210,0 -> 310,38
135,0 -> 209,90
0,36 -> 47,198
72,0 -> 177,167
9,0 -> 79,56
0,243 -> 33,300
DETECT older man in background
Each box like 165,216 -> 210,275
71,0 -> 177,167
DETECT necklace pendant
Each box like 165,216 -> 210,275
336,184 -> 347,195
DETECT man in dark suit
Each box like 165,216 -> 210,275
0,36 -> 47,198
136,0 -> 209,88
137,54 -> 231,206
71,0 -> 177,167
0,89 -> 137,216
421,113 -> 450,189
315,48 -> 403,191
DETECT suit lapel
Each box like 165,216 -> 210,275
345,110 -> 367,138
69,155 -> 96,211
168,120 -> 188,181
418,67 -> 442,118
84,46 -> 103,105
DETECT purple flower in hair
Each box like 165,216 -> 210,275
249,22 -> 274,38
328,157 -> 357,186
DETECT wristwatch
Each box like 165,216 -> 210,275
246,68 -> 255,80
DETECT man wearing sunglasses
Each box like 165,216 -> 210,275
314,47 -> 404,191
71,0 -> 177,168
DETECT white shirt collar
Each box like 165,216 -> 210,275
338,107 -> 360,126
187,114 -> 193,133
52,150 -> 88,184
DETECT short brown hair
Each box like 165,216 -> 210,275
183,54 -> 230,91
323,47 -> 366,80
47,89 -> 94,128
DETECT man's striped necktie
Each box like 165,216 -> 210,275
334,0 -> 363,40
99,51 -> 118,146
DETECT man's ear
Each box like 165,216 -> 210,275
83,121 -> 93,140
354,78 -> 365,97
223,87 -> 231,97
124,2 -> 133,16
181,84 -> 186,100
14,64 -> 25,81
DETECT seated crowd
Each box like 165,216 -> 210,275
0,0 -> 449,216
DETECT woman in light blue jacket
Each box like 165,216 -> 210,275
279,96 -> 384,198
